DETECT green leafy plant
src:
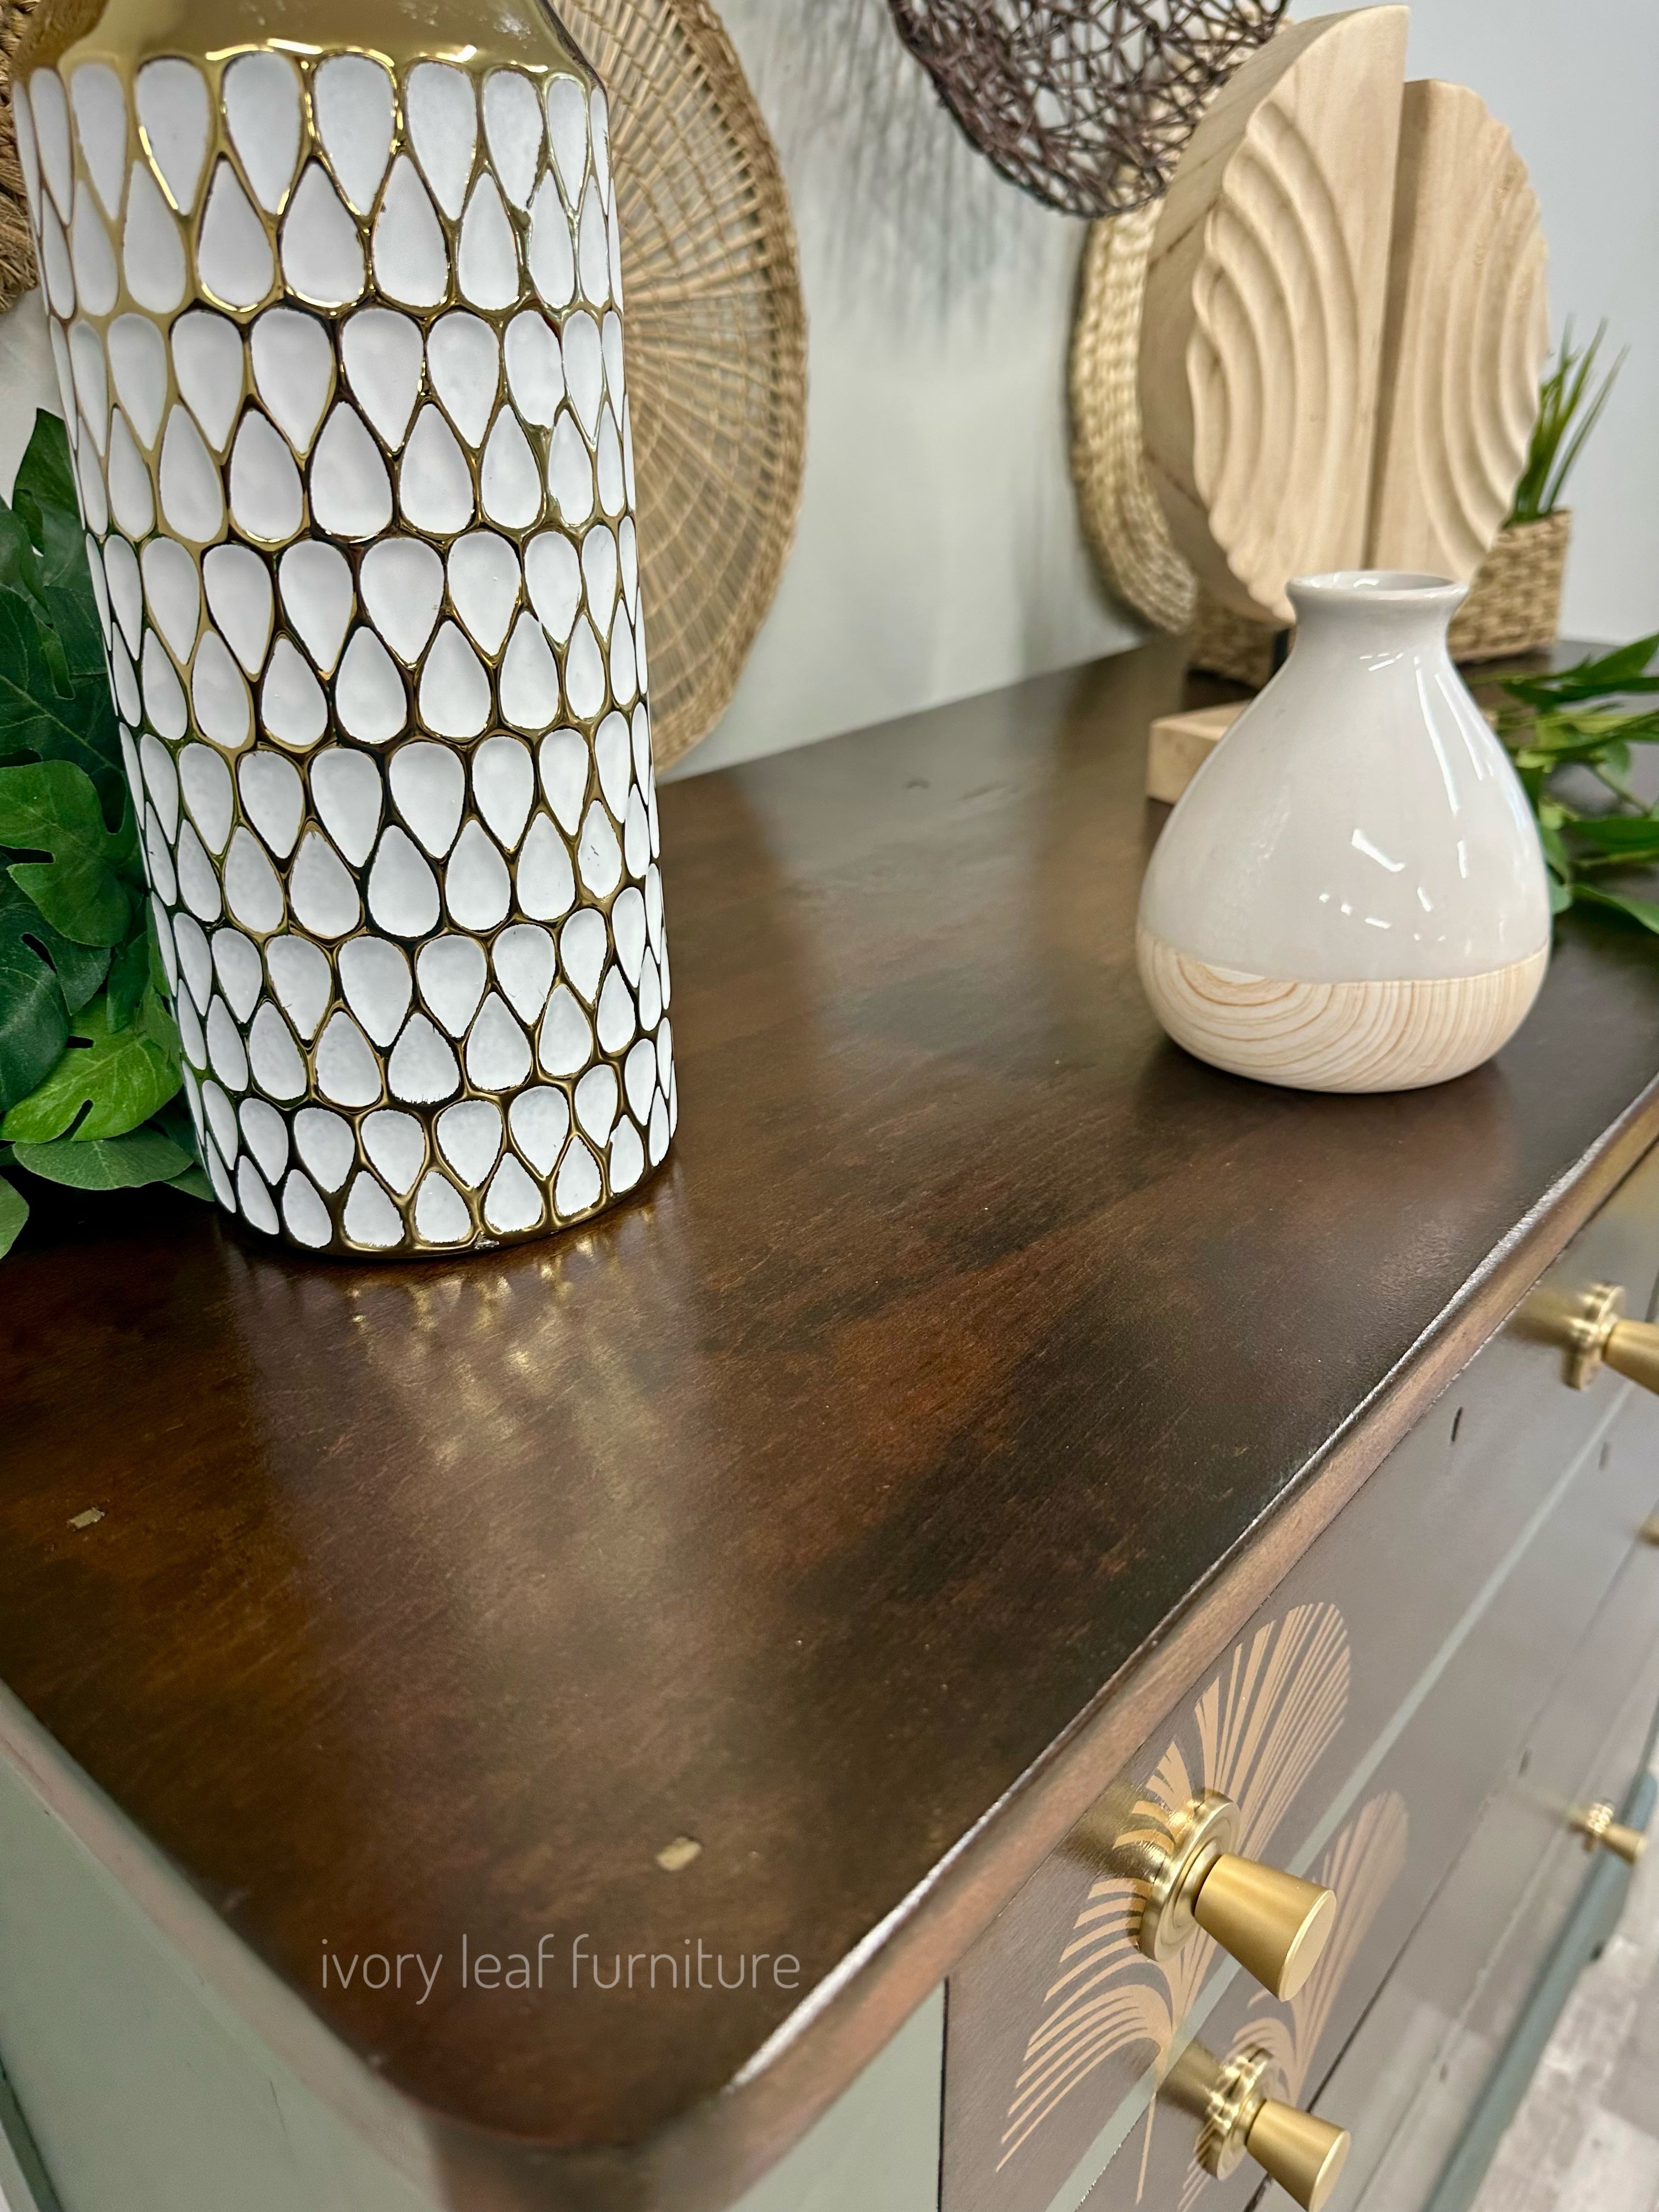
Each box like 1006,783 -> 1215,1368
1507,321 -> 1626,526
0,409 -> 205,1257
1498,636 -> 1659,930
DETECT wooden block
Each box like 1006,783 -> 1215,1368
1366,81 -> 1549,579
1139,7 -> 1410,625
1147,701 -> 1246,803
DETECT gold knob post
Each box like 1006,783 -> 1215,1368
1574,1801 -> 1647,1865
1134,1792 -> 1336,1999
1166,2041 -> 1351,2212
1550,1283 -> 1659,1393
1602,1317 -> 1659,1394
1193,1855 -> 1338,2002
1247,2095 -> 1352,2211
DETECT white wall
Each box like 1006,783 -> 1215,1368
679,0 -> 1137,776
684,0 -> 1659,774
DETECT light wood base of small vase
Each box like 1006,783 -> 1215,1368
1137,929 -> 1549,1092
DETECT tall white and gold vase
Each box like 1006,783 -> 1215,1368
13,0 -> 675,1255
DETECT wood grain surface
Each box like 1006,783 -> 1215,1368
1137,929 -> 1549,1091
1367,80 -> 1549,581
1140,8 -> 1409,624
4,640 -> 1659,2211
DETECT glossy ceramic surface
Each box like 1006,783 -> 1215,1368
1138,572 -> 1551,984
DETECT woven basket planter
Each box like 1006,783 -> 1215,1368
1187,590 -> 1278,687
1186,515 -> 1571,689
1446,510 -> 1570,662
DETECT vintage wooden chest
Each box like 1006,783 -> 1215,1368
2,642 -> 1655,2212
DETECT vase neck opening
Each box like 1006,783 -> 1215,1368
1286,570 -> 1468,648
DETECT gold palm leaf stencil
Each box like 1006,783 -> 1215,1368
1172,1790 -> 1410,2212
998,1604 -> 1350,2174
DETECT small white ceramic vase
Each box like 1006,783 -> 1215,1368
1138,571 -> 1551,1092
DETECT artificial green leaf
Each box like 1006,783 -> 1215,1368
1567,815 -> 1659,859
0,758 -> 134,945
1574,884 -> 1659,935
135,977 -> 182,1072
153,1090 -> 199,1160
1534,810 -> 1573,882
105,929 -> 150,1030
43,573 -> 109,682
1504,635 -> 1659,710
0,873 -> 112,1109
1549,876 -> 1575,916
0,499 -> 47,610
0,874 -> 106,1009
0,1171 -> 25,1254
12,411 -> 81,541
0,591 -> 123,814
0,990 -> 180,1141
168,1165 -> 213,1201
0,915 -> 66,1108
9,1127 -> 193,1189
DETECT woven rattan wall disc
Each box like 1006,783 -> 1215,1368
888,0 -> 1288,218
560,0 -> 806,765
1069,205 -> 1196,633
0,0 -> 40,313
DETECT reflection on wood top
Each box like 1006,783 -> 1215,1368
4,639 -> 1658,2210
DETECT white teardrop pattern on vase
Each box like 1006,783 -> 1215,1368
26,47 -> 669,1256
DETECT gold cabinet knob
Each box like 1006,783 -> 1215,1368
1546,1283 -> 1659,1392
1166,2040 -> 1351,2211
1134,1791 -> 1336,2000
1573,1801 -> 1647,1864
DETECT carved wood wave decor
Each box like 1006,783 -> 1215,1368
1074,5 -> 1550,633
1366,80 -> 1549,583
1139,8 -> 1409,625
887,0 -> 1289,219
998,1603 -> 1350,2174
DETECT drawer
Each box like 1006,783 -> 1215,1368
942,1145 -> 1659,2212
1313,1530 -> 1659,2212
1040,1470 -> 1659,2212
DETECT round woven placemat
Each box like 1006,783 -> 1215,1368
1069,205 -> 1196,633
561,0 -> 806,764
0,0 -> 39,314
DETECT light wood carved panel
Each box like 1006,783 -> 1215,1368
1139,9 -> 1410,625
1365,80 -> 1549,580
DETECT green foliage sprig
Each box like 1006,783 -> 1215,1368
0,410 -> 205,1257
1498,635 -> 1659,933
1508,321 -> 1626,526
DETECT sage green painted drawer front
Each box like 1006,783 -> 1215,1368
941,1145 -> 1659,2212
1316,1535 -> 1659,2212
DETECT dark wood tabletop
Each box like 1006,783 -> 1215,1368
6,638 -> 1659,2212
